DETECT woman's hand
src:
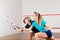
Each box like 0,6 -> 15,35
45,24 -> 52,30
15,27 -> 23,32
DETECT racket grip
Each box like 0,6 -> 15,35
14,28 -> 16,30
21,30 -> 23,32
17,27 -> 20,29
14,27 -> 20,30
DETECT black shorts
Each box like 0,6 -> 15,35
45,30 -> 52,38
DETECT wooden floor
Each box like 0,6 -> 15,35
0,32 -> 60,40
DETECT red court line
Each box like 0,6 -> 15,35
23,14 -> 60,16
52,27 -> 60,29
42,14 -> 60,16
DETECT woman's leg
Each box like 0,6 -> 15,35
46,36 -> 55,40
50,36 -> 55,40
28,32 -> 34,40
35,32 -> 48,40
35,32 -> 55,40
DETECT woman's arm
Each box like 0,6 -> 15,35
23,26 -> 33,32
15,27 -> 23,32
15,25 -> 33,33
45,24 -> 52,30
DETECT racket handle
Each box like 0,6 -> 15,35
16,27 -> 20,29
14,28 -> 16,30
14,27 -> 20,30
21,30 -> 23,32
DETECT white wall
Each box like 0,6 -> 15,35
23,0 -> 60,14
0,0 -> 22,36
22,0 -> 60,33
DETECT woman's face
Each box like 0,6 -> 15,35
25,19 -> 29,24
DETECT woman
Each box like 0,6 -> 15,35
16,12 -> 55,40
16,17 -> 39,40
32,12 -> 55,40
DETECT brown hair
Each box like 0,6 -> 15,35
33,12 -> 42,25
23,17 -> 31,24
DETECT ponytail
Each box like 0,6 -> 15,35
38,13 -> 42,25
33,12 -> 42,25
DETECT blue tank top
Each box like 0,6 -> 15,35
32,20 -> 47,32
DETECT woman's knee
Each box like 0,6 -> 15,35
35,32 -> 47,38
35,33 -> 40,38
